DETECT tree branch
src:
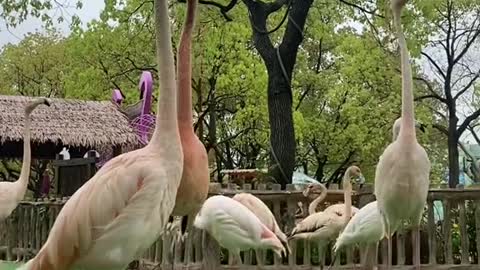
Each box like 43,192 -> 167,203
182,0 -> 238,21
453,70 -> 480,100
338,0 -> 385,18
421,51 -> 447,80
458,108 -> 480,136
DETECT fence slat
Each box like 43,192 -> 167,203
427,200 -> 437,265
459,200 -> 469,264
443,199 -> 453,264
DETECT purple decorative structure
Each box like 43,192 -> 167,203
112,89 -> 123,105
131,71 -> 156,145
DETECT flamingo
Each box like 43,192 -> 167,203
288,166 -> 361,264
331,201 -> 383,269
169,0 -> 210,242
232,192 -> 291,263
303,167 -> 363,217
193,195 -> 286,267
18,1 -> 184,269
374,0 -> 431,269
0,97 -> 51,221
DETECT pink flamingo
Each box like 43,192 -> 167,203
18,0 -> 184,269
374,0 -> 431,269
194,195 -> 286,266
170,0 -> 210,240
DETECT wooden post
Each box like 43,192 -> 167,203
443,199 -> 453,264
459,200 -> 469,264
427,200 -> 437,265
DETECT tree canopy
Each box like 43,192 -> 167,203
4,0 -> 480,188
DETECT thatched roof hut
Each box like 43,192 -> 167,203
0,95 -> 140,159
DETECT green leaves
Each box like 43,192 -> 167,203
0,0 -> 83,29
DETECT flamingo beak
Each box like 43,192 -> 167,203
356,174 -> 365,184
280,238 -> 291,257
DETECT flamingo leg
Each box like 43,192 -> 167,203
255,249 -> 263,265
413,225 -> 420,270
360,244 -> 368,267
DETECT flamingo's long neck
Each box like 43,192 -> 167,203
393,6 -> 416,140
177,0 -> 197,135
149,0 -> 180,147
308,184 -> 327,215
15,108 -> 33,200
342,170 -> 353,225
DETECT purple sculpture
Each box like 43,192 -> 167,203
112,89 -> 123,105
132,71 -> 156,145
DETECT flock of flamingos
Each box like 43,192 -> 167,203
0,0 -> 431,269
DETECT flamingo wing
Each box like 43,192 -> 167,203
32,150 -> 178,269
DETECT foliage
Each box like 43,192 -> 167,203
2,0 -> 471,187
0,0 -> 82,28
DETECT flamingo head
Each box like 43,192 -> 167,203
261,235 -> 286,258
302,183 -> 323,197
346,165 -> 365,185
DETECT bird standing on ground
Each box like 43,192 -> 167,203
374,0 -> 431,269
18,0 -> 184,269
0,98 -> 51,221
169,0 -> 210,241
194,195 -> 286,267
333,201 -> 383,269
331,120 -> 425,269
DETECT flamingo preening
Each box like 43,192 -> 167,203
232,192 -> 291,262
18,0 -> 184,269
169,0 -> 210,241
374,0 -> 431,269
289,166 -> 361,264
193,195 -> 286,267
0,98 -> 51,221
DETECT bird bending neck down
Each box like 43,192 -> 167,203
194,195 -> 286,267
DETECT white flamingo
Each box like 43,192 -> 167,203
331,119 -> 425,269
374,1 -> 431,269
288,166 -> 361,265
0,97 -> 51,221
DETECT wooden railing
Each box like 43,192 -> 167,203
1,184 -> 480,269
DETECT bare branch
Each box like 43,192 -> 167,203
458,108 -> 480,136
453,70 -> 480,100
337,0 -> 384,18
421,51 -> 447,80
182,0 -> 238,21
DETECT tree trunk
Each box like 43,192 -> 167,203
243,0 -> 314,188
448,115 -> 459,188
267,66 -> 295,188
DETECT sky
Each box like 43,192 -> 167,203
0,1 -> 105,47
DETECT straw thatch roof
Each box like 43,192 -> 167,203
0,95 -> 140,152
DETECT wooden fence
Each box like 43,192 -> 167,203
1,183 -> 480,269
